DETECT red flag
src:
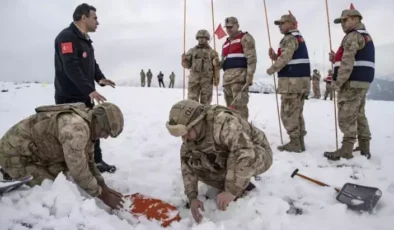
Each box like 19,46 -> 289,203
350,3 -> 355,10
61,42 -> 73,54
214,23 -> 227,39
288,10 -> 298,28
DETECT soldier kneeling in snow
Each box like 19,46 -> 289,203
165,99 -> 273,223
0,102 -> 124,210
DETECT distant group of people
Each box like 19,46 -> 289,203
310,68 -> 334,100
140,69 -> 175,88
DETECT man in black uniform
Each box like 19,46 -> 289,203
54,3 -> 116,173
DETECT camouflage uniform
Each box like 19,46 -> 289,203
182,30 -> 218,105
311,69 -> 321,98
324,8 -> 373,161
324,70 -> 333,100
146,69 -> 153,87
266,14 -> 311,153
217,17 -> 257,120
0,102 -> 124,197
165,100 -> 273,201
169,72 -> 175,88
140,70 -> 146,87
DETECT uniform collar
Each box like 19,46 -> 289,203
70,22 -> 92,41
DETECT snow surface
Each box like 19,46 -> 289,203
0,82 -> 393,230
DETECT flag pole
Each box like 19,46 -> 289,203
182,0 -> 187,100
324,0 -> 339,150
211,0 -> 219,105
263,0 -> 283,145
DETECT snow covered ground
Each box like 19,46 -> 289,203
0,81 -> 393,230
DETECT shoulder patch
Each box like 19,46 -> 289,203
297,36 -> 304,43
61,42 -> 73,54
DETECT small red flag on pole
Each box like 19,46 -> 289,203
214,23 -> 227,39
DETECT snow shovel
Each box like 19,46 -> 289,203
0,175 -> 33,196
291,168 -> 382,212
122,193 -> 181,228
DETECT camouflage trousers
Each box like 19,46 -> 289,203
195,145 -> 273,197
141,78 -> 145,87
280,93 -> 306,138
223,83 -> 249,120
147,77 -> 152,87
188,75 -> 213,105
337,88 -> 371,144
324,84 -> 333,100
0,149 -> 66,187
169,80 -> 174,88
312,81 -> 321,98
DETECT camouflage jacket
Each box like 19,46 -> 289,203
146,71 -> 153,78
184,44 -> 218,76
169,73 -> 175,81
0,103 -> 104,197
312,72 -> 321,81
180,105 -> 272,200
140,71 -> 146,80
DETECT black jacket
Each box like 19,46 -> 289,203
54,22 -> 105,99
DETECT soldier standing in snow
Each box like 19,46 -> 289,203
165,99 -> 273,223
266,13 -> 311,153
324,6 -> 374,160
158,71 -> 165,88
213,17 -> 257,120
140,69 -> 146,87
182,29 -> 218,105
169,72 -> 175,88
324,69 -> 333,100
311,69 -> 321,98
53,3 -> 117,173
146,69 -> 153,87
0,102 -> 124,210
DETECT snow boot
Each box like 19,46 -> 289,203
278,137 -> 302,153
0,168 -> 12,181
323,142 -> 354,161
353,140 -> 371,159
96,160 -> 116,173
299,135 -> 306,152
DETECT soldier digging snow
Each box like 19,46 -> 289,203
0,102 -> 124,210
213,17 -> 257,120
182,29 -> 219,105
324,5 -> 374,160
266,12 -> 311,153
165,99 -> 273,223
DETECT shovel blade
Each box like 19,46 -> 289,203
336,183 -> 382,212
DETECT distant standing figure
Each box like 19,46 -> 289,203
169,72 -> 175,88
140,69 -> 146,87
324,69 -> 333,100
147,69 -> 153,87
158,71 -> 165,87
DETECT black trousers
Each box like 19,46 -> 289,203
54,95 -> 102,163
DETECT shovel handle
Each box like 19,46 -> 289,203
291,169 -> 340,193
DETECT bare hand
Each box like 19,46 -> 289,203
268,48 -> 277,60
216,191 -> 235,211
190,199 -> 205,223
89,91 -> 106,104
328,50 -> 335,63
98,186 -> 124,210
98,79 -> 116,88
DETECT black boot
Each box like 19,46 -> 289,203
0,168 -> 12,181
96,160 -> 117,173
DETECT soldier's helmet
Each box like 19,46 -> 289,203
93,102 -> 124,137
165,99 -> 205,137
195,29 -> 210,40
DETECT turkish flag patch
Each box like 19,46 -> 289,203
61,42 -> 73,54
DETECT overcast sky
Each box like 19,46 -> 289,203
0,0 -> 393,85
